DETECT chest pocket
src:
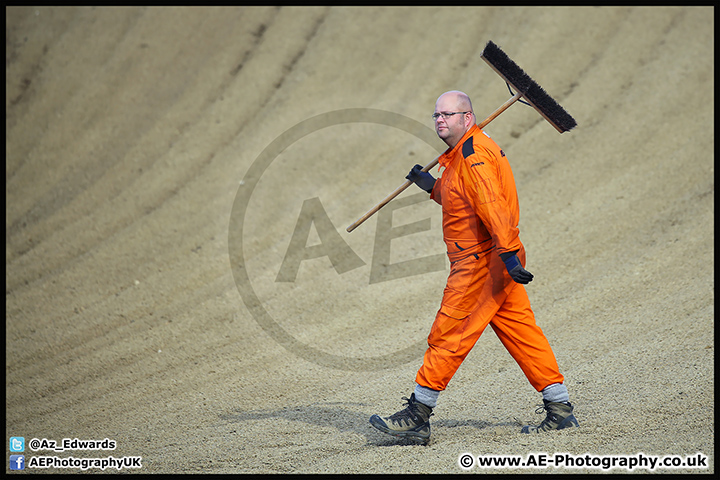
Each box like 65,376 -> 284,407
465,139 -> 497,206
471,175 -> 496,205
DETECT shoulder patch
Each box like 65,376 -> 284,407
462,137 -> 474,159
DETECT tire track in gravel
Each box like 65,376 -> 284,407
5,8 -> 279,291
5,8 -> 328,295
5,6 -> 332,429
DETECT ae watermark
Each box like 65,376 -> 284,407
228,108 -> 446,371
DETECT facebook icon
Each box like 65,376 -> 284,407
10,455 -> 25,470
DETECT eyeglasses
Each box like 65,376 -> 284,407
431,111 -> 471,121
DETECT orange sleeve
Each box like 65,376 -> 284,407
430,174 -> 442,205
460,145 -> 522,255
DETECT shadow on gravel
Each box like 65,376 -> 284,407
218,402 -> 522,447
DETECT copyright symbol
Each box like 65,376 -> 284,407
458,453 -> 475,469
29,438 -> 41,450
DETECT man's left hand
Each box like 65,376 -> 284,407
502,254 -> 534,284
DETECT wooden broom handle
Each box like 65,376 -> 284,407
346,91 -> 523,233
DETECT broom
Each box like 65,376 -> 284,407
346,40 -> 577,233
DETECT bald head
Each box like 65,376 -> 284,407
437,90 -> 474,113
434,91 -> 476,148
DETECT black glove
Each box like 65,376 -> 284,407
406,164 -> 436,193
500,252 -> 534,284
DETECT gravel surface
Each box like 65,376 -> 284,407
6,6 -> 713,474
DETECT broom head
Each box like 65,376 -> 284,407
481,41 -> 577,133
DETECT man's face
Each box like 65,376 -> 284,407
434,94 -> 470,148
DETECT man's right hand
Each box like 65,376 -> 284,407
406,164 -> 436,193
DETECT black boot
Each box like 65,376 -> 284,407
521,400 -> 579,433
369,393 -> 433,443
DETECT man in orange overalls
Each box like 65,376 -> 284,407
369,91 -> 578,443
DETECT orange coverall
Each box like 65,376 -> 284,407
415,124 -> 564,393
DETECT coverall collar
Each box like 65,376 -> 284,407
438,124 -> 481,169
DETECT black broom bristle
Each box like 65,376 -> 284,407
481,41 -> 577,133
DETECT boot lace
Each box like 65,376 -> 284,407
388,397 -> 433,424
534,403 -> 559,429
